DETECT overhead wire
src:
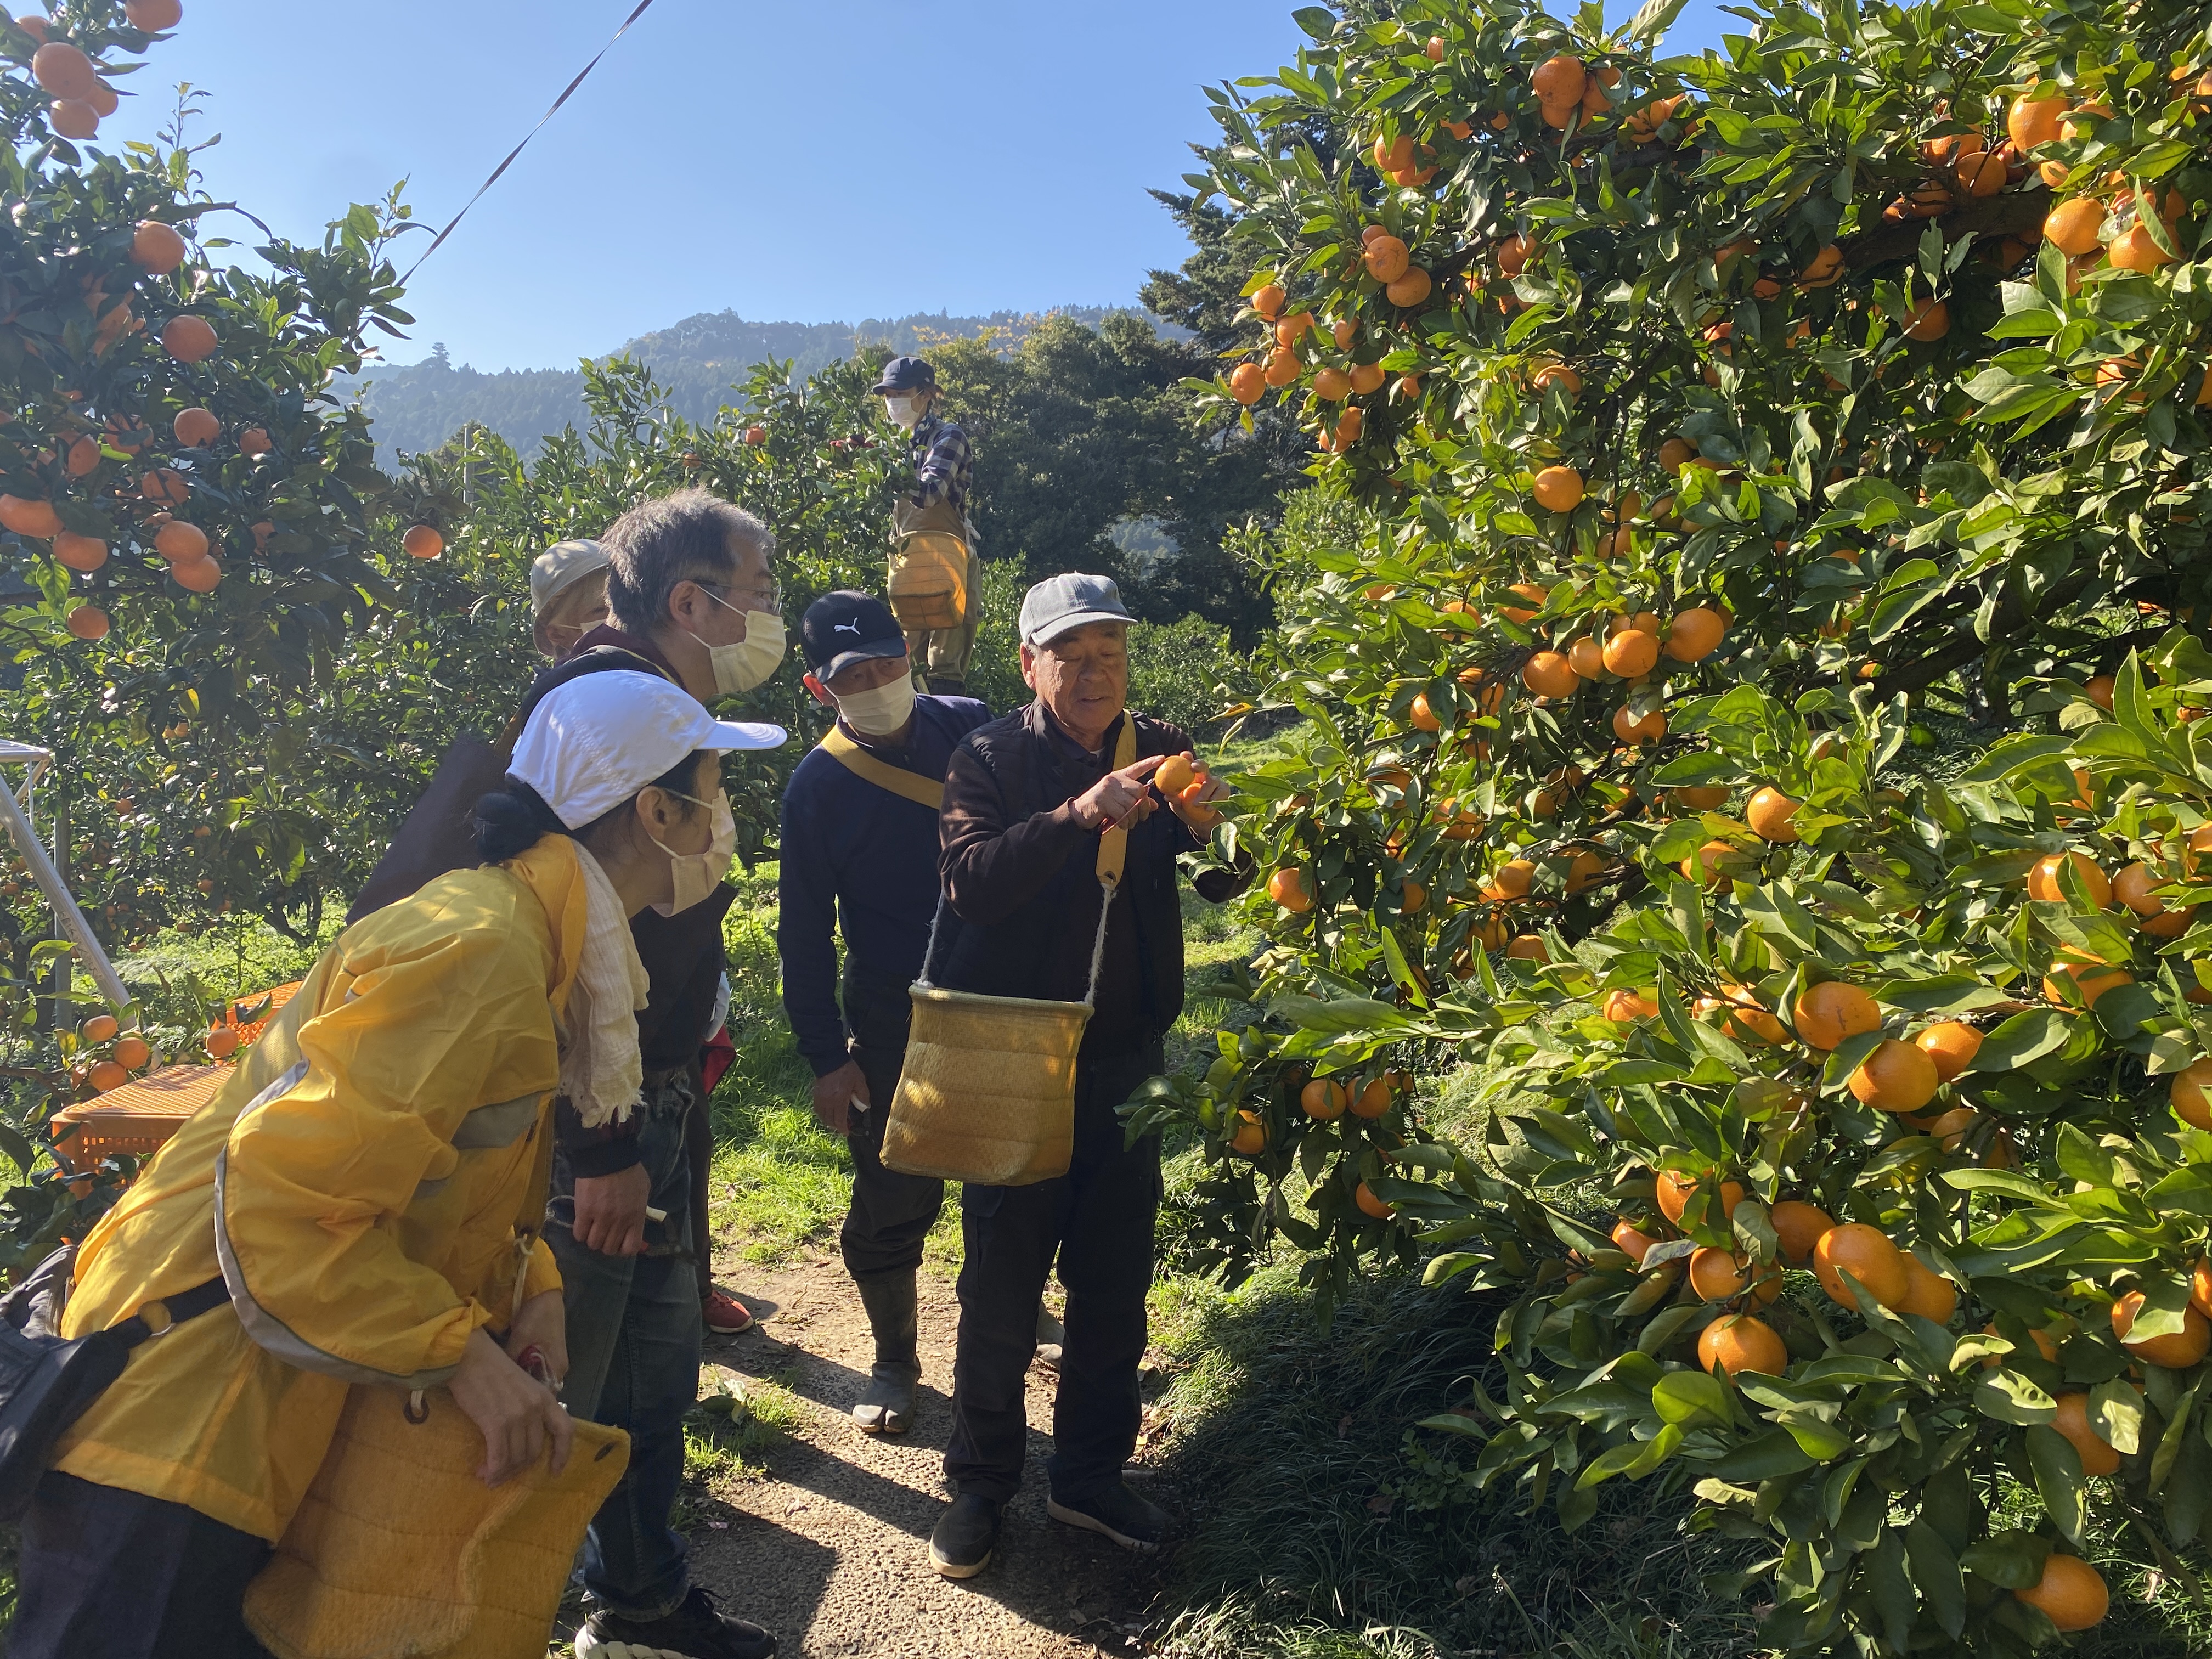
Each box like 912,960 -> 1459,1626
397,0 -> 660,285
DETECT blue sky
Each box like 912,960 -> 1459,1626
95,1 -> 1731,372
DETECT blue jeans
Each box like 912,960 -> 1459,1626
548,1070 -> 702,1622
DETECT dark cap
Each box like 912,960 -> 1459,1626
801,590 -> 909,679
870,356 -> 937,395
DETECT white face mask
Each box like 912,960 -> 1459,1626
648,788 -> 737,917
884,395 -> 924,430
834,672 -> 916,737
687,586 -> 785,697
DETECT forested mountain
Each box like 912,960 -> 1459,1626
348,304 -> 1168,459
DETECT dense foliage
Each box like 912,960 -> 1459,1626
1130,0 -> 2212,1647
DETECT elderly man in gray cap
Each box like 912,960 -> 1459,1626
923,573 -> 1244,1581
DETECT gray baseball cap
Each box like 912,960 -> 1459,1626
529,538 -> 611,654
1019,573 -> 1134,647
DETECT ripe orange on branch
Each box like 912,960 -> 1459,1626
1697,1313 -> 1786,1377
1268,868 -> 1314,913
1745,787 -> 1799,843
403,524 -> 444,560
160,314 -> 217,363
1793,981 -> 1880,1049
1813,1222 -> 1910,1308
1769,1200 -> 1832,1265
1531,466 -> 1584,512
2015,1555 -> 2108,1633
2111,1290 -> 2212,1368
1848,1039 -> 1940,1114
1916,1022 -> 1983,1081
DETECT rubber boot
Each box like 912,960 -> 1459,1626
1034,1300 -> 1065,1374
853,1270 -> 922,1434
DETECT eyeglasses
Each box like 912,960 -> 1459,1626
696,578 -> 782,613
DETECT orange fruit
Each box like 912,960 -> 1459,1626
171,555 -> 221,593
1697,1313 -> 1787,1378
1603,989 -> 1658,1024
1155,754 -> 1197,795
0,495 -> 61,538
1563,850 -> 1607,893
65,603 -> 108,641
1494,859 -> 1536,898
1312,366 -> 1351,402
1251,283 -> 1286,319
1903,298 -> 1949,341
1683,840 -> 1735,886
1354,1181 -> 1394,1220
1567,636 -> 1605,679
87,1059 -> 128,1092
2193,1259 -> 2212,1318
1351,1076 -> 1393,1116
205,1024 -> 240,1059
160,314 -> 217,363
1268,868 -> 1314,913
1530,54 -> 1586,104
1300,1079 -> 1347,1120
2109,222 -> 2174,273
131,218 -> 187,272
1982,1321 -> 2060,1368
1385,267 -> 1432,308
112,1035 -> 149,1070
1522,650 -> 1578,698
1228,363 -> 1266,405
2007,91 -> 2066,150
1895,1255 -> 1957,1323
1601,629 -> 1658,677
1664,608 -> 1725,662
140,467 -> 189,506
31,40 -> 94,100
2051,1392 -> 2121,1477
172,404 -> 220,444
1505,934 -> 1548,962
2172,1059 -> 2212,1129
59,433 -> 98,476
52,531 -> 106,572
1916,1022 -> 1983,1081
1813,1223 -> 1910,1308
1532,465 -> 1584,511
1363,235 -> 1410,284
154,520 -> 208,562
1348,362 -> 1386,395
1611,1218 -> 1658,1262
1674,786 -> 1730,810
1793,981 -> 1880,1049
2014,1555 -> 2108,1633
1717,991 -> 1787,1045
1745,787 -> 1800,843
1655,1171 -> 1745,1226
1849,1039 -> 1940,1113
1409,693 -> 1443,732
2044,951 -> 2130,1008
403,523 -> 444,560
1230,1111 -> 1267,1155
1955,150 -> 2006,197
1689,1246 -> 1779,1303
1530,361 -> 1582,397
2113,1290 -> 2212,1367
1769,1200 -> 1833,1265
1613,704 -> 1665,744
81,1014 -> 120,1044
2045,197 -> 2106,255
2113,860 -> 2169,916
1263,348 -> 1299,388
1274,312 -> 1316,348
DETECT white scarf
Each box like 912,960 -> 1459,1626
558,843 -> 651,1128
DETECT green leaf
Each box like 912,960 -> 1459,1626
1652,1369 -> 1731,1428
1972,1369 -> 2057,1425
1961,1530 -> 2051,1590
1970,1009 -> 2073,1071
1906,1519 -> 1967,1638
2089,1379 -> 2143,1455
2026,1424 -> 2085,1543
1702,1427 -> 1815,1479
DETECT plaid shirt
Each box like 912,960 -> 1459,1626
908,411 -> 972,513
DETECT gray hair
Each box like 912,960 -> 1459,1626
602,488 -> 775,635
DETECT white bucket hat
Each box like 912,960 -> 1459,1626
510,673 -> 786,828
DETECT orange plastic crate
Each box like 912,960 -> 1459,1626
224,980 -> 301,1047
51,1063 -> 233,1172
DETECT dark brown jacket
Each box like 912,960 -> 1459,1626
936,702 -> 1246,1057
346,624 -> 734,1177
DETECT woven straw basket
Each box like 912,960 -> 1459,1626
244,1385 -> 629,1659
882,985 -> 1086,1186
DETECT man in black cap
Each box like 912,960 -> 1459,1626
873,355 -> 980,697
777,591 -> 994,1432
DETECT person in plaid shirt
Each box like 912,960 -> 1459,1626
876,356 -> 981,695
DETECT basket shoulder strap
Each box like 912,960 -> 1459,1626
822,727 -> 945,811
1094,714 -> 1139,888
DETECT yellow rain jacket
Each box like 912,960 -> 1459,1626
50,834 -> 591,1542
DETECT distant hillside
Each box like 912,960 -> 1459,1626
350,305 -> 1175,459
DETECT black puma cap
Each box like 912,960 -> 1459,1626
800,589 -> 908,679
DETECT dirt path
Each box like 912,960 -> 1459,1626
685,1251 -> 1168,1658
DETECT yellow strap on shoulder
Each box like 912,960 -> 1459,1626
1095,715 -> 1138,889
822,726 -> 945,811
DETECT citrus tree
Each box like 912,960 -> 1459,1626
1122,0 -> 2212,1645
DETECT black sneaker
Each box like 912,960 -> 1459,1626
928,1492 -> 1002,1579
1047,1482 -> 1168,1553
576,1585 -> 777,1659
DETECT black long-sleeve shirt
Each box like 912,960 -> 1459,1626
777,695 -> 992,1076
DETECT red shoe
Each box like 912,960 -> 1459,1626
702,1286 -> 754,1334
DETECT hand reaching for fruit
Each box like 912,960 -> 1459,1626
1154,751 -> 1228,830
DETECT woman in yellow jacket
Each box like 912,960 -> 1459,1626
9,672 -> 783,1659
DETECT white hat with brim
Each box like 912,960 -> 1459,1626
510,673 -> 787,830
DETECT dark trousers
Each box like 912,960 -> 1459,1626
945,1040 -> 1163,1504
841,973 -> 945,1284
11,1470 -> 275,1658
548,1070 -> 703,1622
